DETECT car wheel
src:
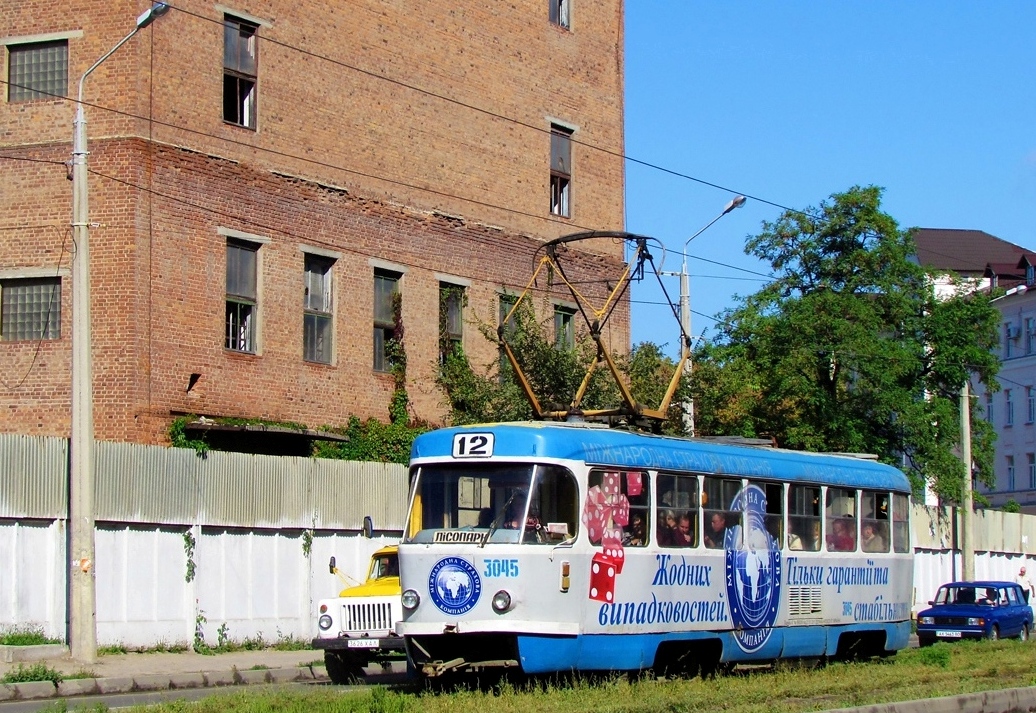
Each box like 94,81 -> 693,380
988,625 -> 1000,642
1021,623 -> 1030,642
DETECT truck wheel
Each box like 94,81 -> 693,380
325,651 -> 366,685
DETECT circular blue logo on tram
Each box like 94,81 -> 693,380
428,557 -> 482,616
725,484 -> 782,653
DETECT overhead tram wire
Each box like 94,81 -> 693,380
88,164 -> 768,330
85,166 -> 599,302
3,83 -> 777,289
2,72 -> 807,259
1,14 -> 808,285
33,2 -> 813,221
6,164 -> 991,384
170,3 -> 813,220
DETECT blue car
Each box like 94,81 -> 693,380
916,580 -> 1033,646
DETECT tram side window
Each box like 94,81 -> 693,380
892,492 -> 910,553
703,476 -> 742,549
747,480 -> 784,549
586,469 -> 650,547
825,487 -> 857,552
788,484 -> 821,551
657,472 -> 699,547
860,490 -> 890,553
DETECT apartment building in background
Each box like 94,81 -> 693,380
912,228 -> 1036,513
0,0 -> 629,450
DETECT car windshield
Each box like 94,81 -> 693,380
934,585 -> 1004,606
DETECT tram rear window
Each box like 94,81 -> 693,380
405,463 -> 578,545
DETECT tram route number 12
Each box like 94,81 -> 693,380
452,433 -> 495,458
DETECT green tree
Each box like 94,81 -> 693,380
693,186 -> 1000,500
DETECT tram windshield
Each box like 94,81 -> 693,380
405,462 -> 578,545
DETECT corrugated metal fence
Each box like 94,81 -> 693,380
0,434 -> 408,646
1,433 -> 1035,647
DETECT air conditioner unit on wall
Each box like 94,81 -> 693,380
1007,325 -> 1021,339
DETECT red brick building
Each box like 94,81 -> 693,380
0,0 -> 629,446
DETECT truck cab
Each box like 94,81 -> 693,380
313,545 -> 405,684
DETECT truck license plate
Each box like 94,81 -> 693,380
347,639 -> 379,648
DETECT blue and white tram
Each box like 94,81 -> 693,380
397,422 -> 913,678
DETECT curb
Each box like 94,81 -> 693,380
0,665 -> 328,702
0,645 -> 68,664
811,685 -> 1036,713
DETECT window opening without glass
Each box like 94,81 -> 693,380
223,16 -> 258,128
550,124 -> 572,217
225,239 -> 258,352
497,294 -> 518,382
439,283 -> 464,364
554,305 -> 575,349
303,254 -> 334,363
549,0 -> 570,29
373,269 -> 400,372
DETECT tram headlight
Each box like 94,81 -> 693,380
401,588 -> 421,610
318,614 -> 333,630
491,590 -> 512,613
918,616 -> 933,625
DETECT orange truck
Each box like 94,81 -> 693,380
312,545 -> 406,683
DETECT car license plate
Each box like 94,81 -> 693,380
347,639 -> 379,649
935,630 -> 962,638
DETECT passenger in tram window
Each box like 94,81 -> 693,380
477,507 -> 494,528
673,513 -> 695,547
789,520 -> 821,551
827,518 -> 854,551
624,513 -> 646,546
861,522 -> 886,552
703,511 -> 728,549
788,520 -> 806,550
657,510 -> 676,546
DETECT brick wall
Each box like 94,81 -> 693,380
0,0 -> 630,444
0,140 -> 629,442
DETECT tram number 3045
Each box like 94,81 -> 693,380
452,433 -> 495,458
484,559 -> 519,578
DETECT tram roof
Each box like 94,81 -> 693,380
410,422 -> 911,492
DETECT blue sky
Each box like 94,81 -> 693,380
623,2 -> 1036,355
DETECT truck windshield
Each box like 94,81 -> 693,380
404,462 -> 578,545
369,554 -> 399,579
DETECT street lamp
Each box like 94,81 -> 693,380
678,195 -> 746,436
70,1 -> 169,664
